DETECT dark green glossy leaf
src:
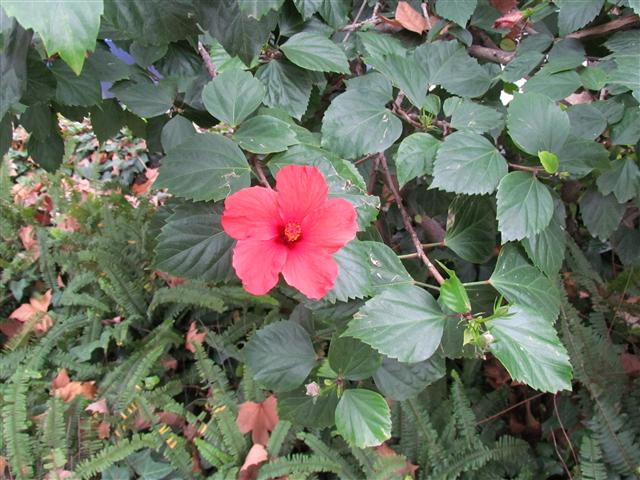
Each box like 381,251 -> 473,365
202,69 -> 265,126
579,190 -> 626,241
232,115 -> 298,154
444,195 -> 496,264
329,336 -> 381,380
281,32 -> 349,73
373,354 -> 445,401
395,133 -> 441,188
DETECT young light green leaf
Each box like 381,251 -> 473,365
437,262 -> 471,313
496,172 -> 554,242
244,321 -> 317,392
202,69 -> 265,126
232,115 -> 298,154
487,305 -> 572,393
280,32 -> 350,74
489,244 -> 560,322
343,284 -> 446,363
335,389 -> 391,448
431,131 -> 508,195
155,133 -> 251,202
395,133 -> 441,188
507,92 -> 570,155
538,151 -> 559,174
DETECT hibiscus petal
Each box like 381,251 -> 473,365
276,165 -> 328,222
232,239 -> 287,295
282,244 -> 338,300
302,198 -> 358,252
221,187 -> 280,241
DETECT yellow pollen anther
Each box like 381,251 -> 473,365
283,222 -> 302,242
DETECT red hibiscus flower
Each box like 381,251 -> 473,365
221,165 -> 358,299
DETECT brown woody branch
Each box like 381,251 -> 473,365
468,44 -> 515,64
379,153 -> 445,285
566,14 -> 639,39
249,155 -> 272,189
197,41 -> 217,78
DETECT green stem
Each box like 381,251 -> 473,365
414,281 -> 440,292
462,280 -> 491,287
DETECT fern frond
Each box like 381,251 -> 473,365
2,369 -> 36,480
257,453 -> 351,480
297,432 -> 359,479
267,420 -> 292,457
73,434 -> 155,479
148,282 -> 226,314
579,435 -> 608,480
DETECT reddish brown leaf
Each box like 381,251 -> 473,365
19,225 -> 39,259
98,421 -> 110,439
376,444 -> 418,478
9,289 -> 53,334
395,1 -> 428,34
621,352 -> 640,377
85,399 -> 109,414
132,168 -> 159,195
52,368 -> 96,403
185,321 -> 206,353
490,0 -> 518,14
493,10 -> 524,29
238,444 -> 268,480
236,395 -> 279,445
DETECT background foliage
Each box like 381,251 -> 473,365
1,0 -> 639,478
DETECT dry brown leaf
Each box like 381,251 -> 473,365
493,10 -> 524,29
85,399 -> 109,414
52,368 -> 97,403
621,352 -> 640,377
376,444 -> 419,478
132,168 -> 159,195
490,0 -> 518,14
395,1 -> 428,34
238,444 -> 269,480
185,321 -> 206,353
236,395 -> 279,445
98,421 -> 110,439
9,289 -> 53,334
19,225 -> 40,259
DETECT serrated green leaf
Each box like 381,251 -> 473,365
281,32 -> 350,74
278,387 -> 339,428
431,131 -> 507,195
507,92 -> 570,155
51,60 -> 101,107
557,135 -> 609,178
202,69 -> 265,126
522,201 -> 566,276
256,60 -> 314,119
444,195 -> 496,264
489,244 -> 560,322
0,19 -> 31,119
538,151 -> 559,174
435,0 -> 477,26
329,336 -> 381,380
110,81 -> 175,118
232,115 -> 298,154
321,88 -> 402,159
567,104 -> 607,140
448,99 -> 504,135
579,190 -> 626,241
3,0 -> 103,74
155,133 -> 250,202
238,0 -> 284,18
160,115 -> 196,153
364,51 -> 429,108
596,158 -> 640,203
556,0 -> 604,36
395,133 -> 441,188
335,389 -> 391,448
611,106 -> 640,146
487,305 -> 572,393
502,51 -> 544,83
244,321 -> 316,392
154,202 -> 235,282
344,284 -> 446,363
496,172 -> 554,242
523,70 -> 581,101
373,354 -> 445,401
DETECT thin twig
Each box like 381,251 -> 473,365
379,153 -> 445,285
554,395 -> 579,467
249,156 -> 272,189
566,14 -> 640,39
551,429 -> 574,480
468,44 -> 515,64
343,0 -> 369,43
508,162 -> 545,174
342,1 -> 381,32
398,242 -> 445,259
476,391 -> 546,425
197,41 -> 217,78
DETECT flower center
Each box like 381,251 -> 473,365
283,222 -> 302,243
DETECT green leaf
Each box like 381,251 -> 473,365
502,51 -> 544,83
611,106 -> 640,146
507,92 -> 570,155
293,0 -> 323,18
557,136 -> 609,178
489,244 -> 560,322
431,131 -> 507,195
579,190 -> 626,241
110,81 -> 175,118
244,321 -> 316,392
373,354 -> 445,401
487,305 -> 572,393
238,0 -> 284,18
448,99 -> 504,135
556,0 -> 604,36
416,40 -> 492,98
344,284 -> 446,363
0,19 -> 31,119
281,32 -> 350,74
435,0 -> 477,26
496,172 -> 554,242
523,70 -> 582,101
268,145 -> 380,228
444,195 -> 496,264
232,115 -> 298,154
329,336 -> 381,380
364,50 -> 429,108
199,0 -> 276,65
321,88 -> 402,159
596,158 -> 640,203
27,129 -> 63,172
129,450 -> 174,480
160,115 -> 196,152
437,263 -> 471,313
51,60 -> 101,107
335,389 -> 391,448
91,100 -> 126,145
256,60 -> 314,119
154,202 -> 235,283
567,104 -> 607,140
522,201 -> 567,276
538,151 -> 559,174
3,0 -> 103,74
201,69 -> 265,126
395,133 -> 441,188
278,388 -> 339,428
155,133 -> 250,202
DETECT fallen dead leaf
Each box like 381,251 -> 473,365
490,0 -> 518,14
185,321 -> 206,353
19,225 -> 40,259
396,1 -> 428,34
52,369 -> 96,403
236,395 -> 279,445
9,289 -> 53,334
376,443 -> 418,478
238,444 -> 269,480
621,352 -> 640,377
131,168 -> 159,195
86,399 -> 109,414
